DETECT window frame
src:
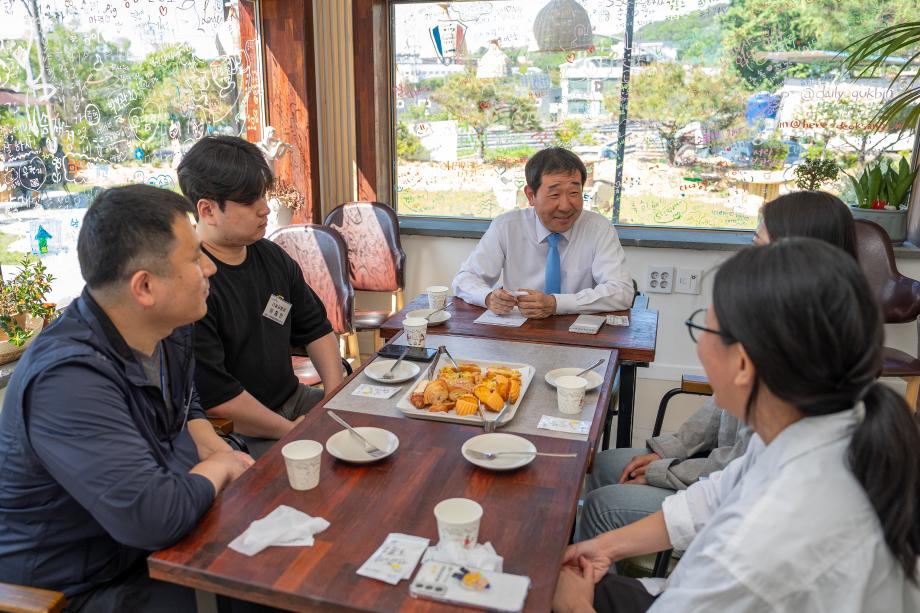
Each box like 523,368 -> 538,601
369,0 -> 920,248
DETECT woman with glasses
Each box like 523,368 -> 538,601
577,192 -> 858,545
554,238 -> 920,613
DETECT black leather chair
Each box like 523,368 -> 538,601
854,219 -> 920,411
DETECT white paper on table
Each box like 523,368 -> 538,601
356,533 -> 430,585
473,308 -> 528,327
228,505 -> 330,556
537,415 -> 590,435
352,383 -> 402,399
422,540 -> 503,572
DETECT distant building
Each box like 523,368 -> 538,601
635,41 -> 679,63
559,56 -> 622,118
395,53 -> 468,83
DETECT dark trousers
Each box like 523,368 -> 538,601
593,574 -> 658,613
64,563 -> 280,613
241,383 -> 325,458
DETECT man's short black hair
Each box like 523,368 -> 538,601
524,147 -> 587,192
176,135 -> 273,212
78,184 -> 195,290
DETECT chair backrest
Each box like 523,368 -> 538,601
323,201 -> 406,292
268,224 -> 355,335
854,219 -> 920,324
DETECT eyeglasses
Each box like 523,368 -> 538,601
684,308 -> 735,344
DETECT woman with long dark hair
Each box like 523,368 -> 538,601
578,191 -> 858,545
555,239 -> 920,613
754,191 -> 857,255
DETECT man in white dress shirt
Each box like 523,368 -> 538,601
452,147 -> 634,318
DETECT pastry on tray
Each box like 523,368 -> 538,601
408,362 -> 523,416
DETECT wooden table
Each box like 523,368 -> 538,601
380,296 -> 658,449
149,339 -> 620,612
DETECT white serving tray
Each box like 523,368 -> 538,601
395,357 -> 535,427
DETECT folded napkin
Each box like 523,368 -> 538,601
421,540 -> 503,572
228,505 -> 330,556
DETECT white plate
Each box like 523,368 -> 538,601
461,433 -> 537,471
395,358 -> 535,426
325,427 -> 399,463
364,359 -> 421,384
544,368 -> 603,391
406,308 -> 452,325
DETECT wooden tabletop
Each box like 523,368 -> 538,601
380,296 -> 657,364
149,341 -> 620,612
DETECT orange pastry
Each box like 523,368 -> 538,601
487,367 -> 520,379
482,391 -> 504,412
454,394 -> 479,416
423,379 -> 450,405
492,374 -> 510,400
410,379 -> 430,409
448,380 -> 475,400
458,362 -> 481,374
473,384 -> 492,402
428,402 -> 454,413
508,378 -> 521,404
438,366 -> 458,378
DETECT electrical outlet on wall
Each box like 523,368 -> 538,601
645,266 -> 674,294
676,268 -> 702,295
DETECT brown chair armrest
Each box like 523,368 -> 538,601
0,582 -> 66,613
208,417 -> 234,436
681,375 -> 712,395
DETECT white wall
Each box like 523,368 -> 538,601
366,233 -> 919,445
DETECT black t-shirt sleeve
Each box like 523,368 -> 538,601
193,308 -> 245,409
287,256 -> 334,347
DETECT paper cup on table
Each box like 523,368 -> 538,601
556,375 -> 587,415
434,498 -> 483,548
281,440 -> 323,491
426,285 -> 450,310
403,317 -> 428,348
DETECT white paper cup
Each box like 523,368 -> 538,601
403,317 -> 428,348
556,375 -> 587,415
426,285 -> 450,310
434,498 -> 483,548
281,440 -> 323,490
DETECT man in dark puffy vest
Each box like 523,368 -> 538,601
0,184 -> 254,611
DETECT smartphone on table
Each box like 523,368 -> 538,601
376,343 -> 437,362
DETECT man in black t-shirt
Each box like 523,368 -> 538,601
178,136 -> 344,455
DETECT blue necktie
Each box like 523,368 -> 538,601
544,232 -> 561,295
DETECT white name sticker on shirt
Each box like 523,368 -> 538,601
262,294 -> 292,325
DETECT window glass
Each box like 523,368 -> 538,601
392,0 -> 916,229
0,0 -> 263,302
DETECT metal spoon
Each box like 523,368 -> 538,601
380,345 -> 410,380
466,449 -> 577,460
575,358 -> 605,378
425,305 -> 448,321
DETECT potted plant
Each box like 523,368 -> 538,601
0,258 -> 56,364
846,157 -> 919,244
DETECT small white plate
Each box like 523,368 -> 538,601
461,433 -> 537,471
326,427 -> 399,463
364,359 -> 421,384
407,308 -> 452,325
545,368 -> 603,391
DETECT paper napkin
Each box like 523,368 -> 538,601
228,505 -> 330,556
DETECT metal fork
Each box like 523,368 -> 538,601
380,345 -> 410,380
465,449 -> 577,460
326,410 -> 388,458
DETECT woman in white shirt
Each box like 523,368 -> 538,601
554,238 -> 920,613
